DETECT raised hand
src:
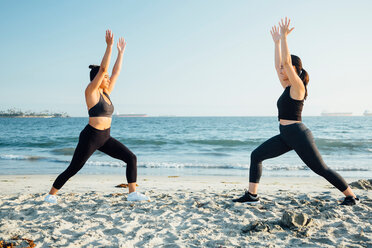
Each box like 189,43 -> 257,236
117,37 -> 127,54
279,17 -> 294,37
105,29 -> 114,46
270,25 -> 281,43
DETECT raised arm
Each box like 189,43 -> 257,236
106,37 -> 127,94
86,30 -> 114,94
279,17 -> 305,98
270,25 -> 287,88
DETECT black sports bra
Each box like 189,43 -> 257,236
277,86 -> 304,121
88,91 -> 114,117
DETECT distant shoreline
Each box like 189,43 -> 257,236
1,115 -> 371,118
0,116 -> 69,118
59,115 -> 372,118
0,109 -> 69,118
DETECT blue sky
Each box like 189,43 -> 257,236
1,0 -> 371,116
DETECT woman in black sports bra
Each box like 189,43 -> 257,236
45,30 -> 149,203
233,18 -> 358,206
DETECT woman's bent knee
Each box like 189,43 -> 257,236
251,149 -> 262,164
128,153 -> 137,165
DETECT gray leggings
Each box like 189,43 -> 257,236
249,123 -> 348,192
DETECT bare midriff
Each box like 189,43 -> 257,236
279,119 -> 301,126
89,117 -> 112,130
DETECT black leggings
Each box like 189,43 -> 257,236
53,124 -> 137,190
249,123 -> 348,192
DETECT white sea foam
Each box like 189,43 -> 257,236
83,160 -> 370,171
0,154 -> 43,161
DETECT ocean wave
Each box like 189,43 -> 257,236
0,154 -> 68,164
1,136 -> 370,153
263,164 -> 370,172
198,152 -> 231,157
85,161 -> 247,169
84,161 -> 370,172
0,154 -> 46,161
85,161 -> 123,167
124,138 -> 168,146
1,153 -> 370,172
121,137 -> 372,150
187,139 -> 252,146
0,138 -> 78,148
139,162 -> 245,169
315,139 -> 372,150
51,148 -> 75,156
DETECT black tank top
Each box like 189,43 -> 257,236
277,86 -> 304,121
88,91 -> 114,117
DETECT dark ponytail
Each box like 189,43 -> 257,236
291,55 -> 309,100
89,65 -> 100,81
299,68 -> 309,85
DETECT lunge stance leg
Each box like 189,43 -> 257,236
98,137 -> 137,193
249,134 -> 292,194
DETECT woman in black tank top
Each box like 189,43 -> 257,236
45,30 -> 150,203
233,18 -> 358,206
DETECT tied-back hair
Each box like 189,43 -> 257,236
291,55 -> 309,100
89,65 -> 100,81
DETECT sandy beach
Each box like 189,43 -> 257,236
0,175 -> 371,247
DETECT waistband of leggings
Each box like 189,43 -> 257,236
85,124 -> 111,134
279,122 -> 306,131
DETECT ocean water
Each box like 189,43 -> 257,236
0,117 -> 371,178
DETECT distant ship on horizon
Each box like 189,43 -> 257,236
113,112 -> 148,117
364,110 -> 372,116
321,111 -> 353,116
